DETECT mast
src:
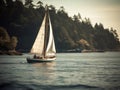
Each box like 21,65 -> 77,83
46,13 -> 56,57
43,5 -> 49,57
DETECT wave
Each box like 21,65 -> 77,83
0,62 -> 27,64
0,82 -> 113,90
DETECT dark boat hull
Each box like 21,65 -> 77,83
26,57 -> 55,63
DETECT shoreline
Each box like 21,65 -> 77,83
0,50 -> 22,55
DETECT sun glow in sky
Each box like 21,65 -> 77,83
30,0 -> 120,38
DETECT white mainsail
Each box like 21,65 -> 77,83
45,15 -> 56,57
31,14 -> 46,55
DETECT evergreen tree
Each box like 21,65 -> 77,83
0,1 -> 119,52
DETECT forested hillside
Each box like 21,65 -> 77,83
0,0 -> 120,52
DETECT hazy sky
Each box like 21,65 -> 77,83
31,0 -> 120,38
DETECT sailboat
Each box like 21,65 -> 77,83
27,5 -> 56,63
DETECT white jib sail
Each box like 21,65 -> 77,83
45,15 -> 56,57
31,14 -> 46,55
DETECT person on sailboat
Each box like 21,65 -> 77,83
33,54 -> 37,58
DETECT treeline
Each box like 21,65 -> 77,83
0,0 -> 120,52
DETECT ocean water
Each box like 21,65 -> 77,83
0,52 -> 120,90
